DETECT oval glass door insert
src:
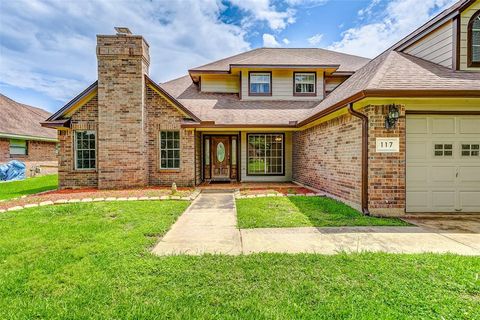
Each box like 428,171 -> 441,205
217,142 -> 225,162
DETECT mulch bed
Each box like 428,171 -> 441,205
239,187 -> 313,196
0,187 -> 194,210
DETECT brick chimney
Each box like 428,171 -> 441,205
96,27 -> 150,188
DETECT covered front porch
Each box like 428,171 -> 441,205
195,130 -> 293,184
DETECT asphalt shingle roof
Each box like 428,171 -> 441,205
189,48 -> 370,73
0,94 -> 57,139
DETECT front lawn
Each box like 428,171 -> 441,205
0,174 -> 58,200
0,201 -> 478,319
236,196 -> 409,228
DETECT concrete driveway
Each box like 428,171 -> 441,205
152,192 -> 480,256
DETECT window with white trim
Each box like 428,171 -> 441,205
249,72 -> 271,95
294,73 -> 316,94
247,133 -> 284,175
462,144 -> 479,157
9,139 -> 27,156
434,143 -> 453,157
160,131 -> 180,169
75,131 -> 96,170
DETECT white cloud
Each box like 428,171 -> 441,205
263,33 -> 281,47
307,33 -> 323,46
229,0 -> 295,31
328,0 -> 457,58
358,0 -> 381,17
282,38 -> 290,45
285,0 -> 328,7
0,0 -> 250,108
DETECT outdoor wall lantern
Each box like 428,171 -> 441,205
385,104 -> 400,129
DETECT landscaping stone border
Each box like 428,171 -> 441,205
0,190 -> 201,213
234,190 -> 325,199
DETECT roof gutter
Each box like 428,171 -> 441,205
297,89 -> 480,128
0,132 -> 58,143
40,119 -> 71,129
347,103 -> 370,216
181,120 -> 298,129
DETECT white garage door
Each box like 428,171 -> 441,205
406,114 -> 480,213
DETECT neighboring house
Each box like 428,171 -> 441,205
0,94 -> 58,176
43,0 -> 480,215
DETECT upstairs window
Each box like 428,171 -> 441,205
9,139 -> 27,156
294,72 -> 316,95
249,72 -> 271,96
468,10 -> 480,67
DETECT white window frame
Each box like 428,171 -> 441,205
461,143 -> 480,157
159,131 -> 180,170
433,143 -> 453,157
294,72 -> 316,95
249,72 -> 271,96
9,139 -> 28,156
74,130 -> 96,170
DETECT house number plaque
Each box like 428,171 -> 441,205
376,138 -> 399,153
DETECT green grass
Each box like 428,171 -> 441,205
236,196 -> 409,228
0,174 -> 58,200
0,201 -> 478,319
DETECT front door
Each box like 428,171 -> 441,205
211,136 -> 230,180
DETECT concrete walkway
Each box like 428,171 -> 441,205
152,191 -> 480,256
152,192 -> 241,255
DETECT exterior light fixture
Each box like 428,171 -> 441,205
385,104 -> 400,129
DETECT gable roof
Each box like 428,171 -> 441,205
298,50 -> 480,125
189,48 -> 370,73
0,94 -> 57,141
46,81 -> 98,122
393,0 -> 477,51
44,77 -> 201,124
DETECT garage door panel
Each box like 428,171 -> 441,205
406,166 -> 428,185
431,191 -> 455,209
459,118 -> 480,134
407,141 -> 428,160
432,118 -> 455,134
407,114 -> 480,213
457,166 -> 480,183
459,191 -> 480,211
406,191 -> 429,209
406,118 -> 428,134
431,166 -> 455,183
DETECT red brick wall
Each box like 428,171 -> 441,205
58,96 -> 98,188
0,138 -> 56,163
365,105 -> 406,215
293,113 -> 362,209
96,34 -> 150,189
0,139 -> 9,162
145,87 -> 196,186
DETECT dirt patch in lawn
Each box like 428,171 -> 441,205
0,186 -> 194,210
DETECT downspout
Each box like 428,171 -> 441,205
193,128 -> 197,186
347,103 -> 370,215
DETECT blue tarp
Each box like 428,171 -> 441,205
0,160 -> 26,181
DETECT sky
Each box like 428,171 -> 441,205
0,0 -> 457,112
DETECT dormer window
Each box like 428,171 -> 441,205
468,10 -> 480,67
294,72 -> 316,96
248,72 -> 271,96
